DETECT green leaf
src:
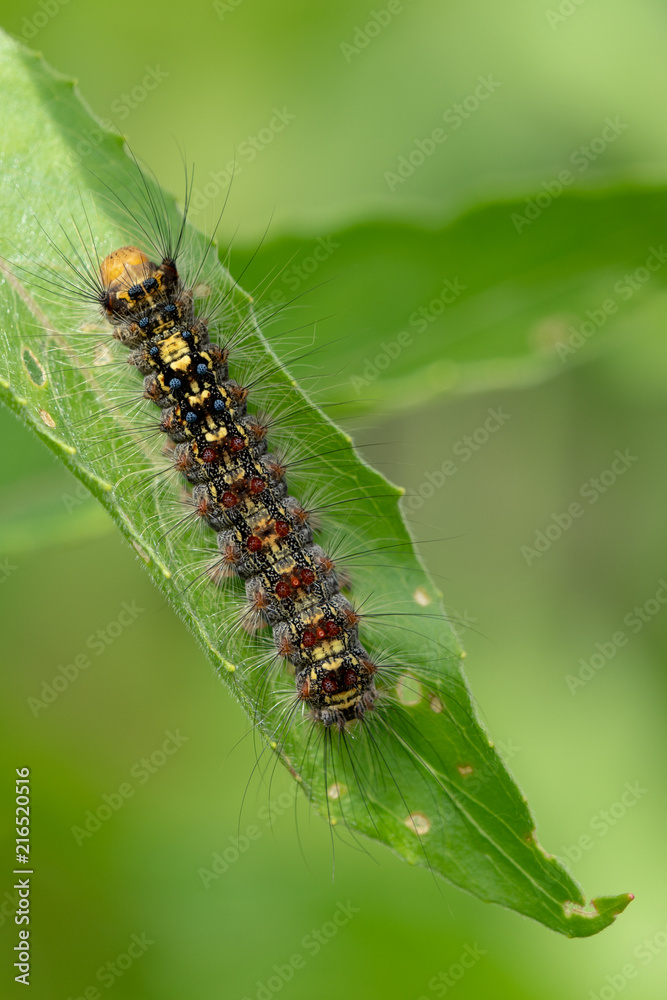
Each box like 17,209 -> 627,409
231,189 -> 667,413
0,31 -> 632,937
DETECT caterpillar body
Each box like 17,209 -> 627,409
99,242 -> 378,728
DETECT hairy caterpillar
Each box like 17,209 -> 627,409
5,154 -> 467,834
100,238 -> 380,729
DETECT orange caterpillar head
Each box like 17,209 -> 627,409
99,246 -> 178,318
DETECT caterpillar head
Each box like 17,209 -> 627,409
99,245 -> 179,319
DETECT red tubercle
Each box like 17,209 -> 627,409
344,668 -> 358,688
279,566 -> 316,593
201,447 -> 217,463
275,581 -> 292,599
249,477 -> 265,495
321,675 -> 338,694
275,520 -> 290,537
221,491 -> 238,508
301,619 -> 338,648
229,436 -> 245,452
246,535 -> 262,552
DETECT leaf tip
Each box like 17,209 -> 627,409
562,892 -> 634,937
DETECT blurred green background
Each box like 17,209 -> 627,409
1,1 -> 666,997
